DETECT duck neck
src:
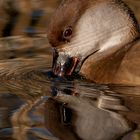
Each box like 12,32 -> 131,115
80,43 -> 133,84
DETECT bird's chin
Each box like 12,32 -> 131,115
52,49 -> 80,77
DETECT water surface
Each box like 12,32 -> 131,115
0,0 -> 140,140
0,37 -> 140,140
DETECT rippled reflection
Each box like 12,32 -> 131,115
0,0 -> 140,139
0,44 -> 140,140
0,29 -> 139,140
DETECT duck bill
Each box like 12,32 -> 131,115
52,49 -> 79,77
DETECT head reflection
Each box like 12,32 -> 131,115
45,84 -> 133,140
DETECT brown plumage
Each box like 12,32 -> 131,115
47,0 -> 140,85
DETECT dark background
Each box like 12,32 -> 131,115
0,0 -> 139,37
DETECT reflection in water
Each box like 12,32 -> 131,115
0,72 -> 140,140
0,0 -> 140,139
0,37 -> 139,140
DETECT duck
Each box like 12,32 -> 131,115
47,0 -> 140,85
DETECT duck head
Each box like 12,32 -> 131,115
47,0 -> 139,81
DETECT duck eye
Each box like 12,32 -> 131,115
63,27 -> 72,40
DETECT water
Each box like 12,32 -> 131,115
0,0 -> 139,139
0,37 -> 139,140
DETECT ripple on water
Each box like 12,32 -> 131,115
0,37 -> 140,140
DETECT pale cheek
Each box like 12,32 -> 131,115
60,2 -> 138,59
62,31 -> 100,58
